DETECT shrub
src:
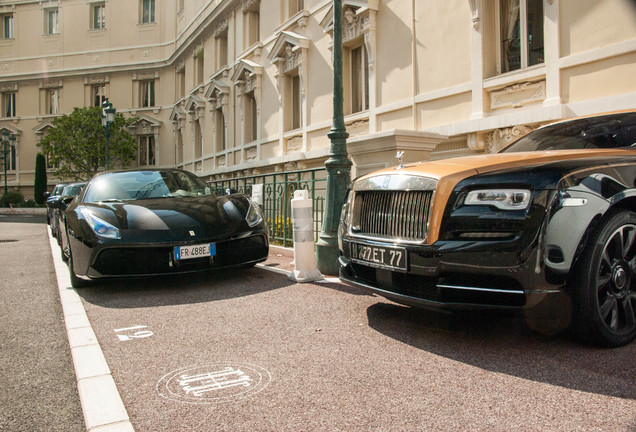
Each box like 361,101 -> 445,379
1,191 -> 24,207
34,153 -> 47,205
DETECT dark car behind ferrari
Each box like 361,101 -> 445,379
60,169 -> 268,288
338,111 -> 636,347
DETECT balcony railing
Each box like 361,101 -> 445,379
208,168 -> 326,247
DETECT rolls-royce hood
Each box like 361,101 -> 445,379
356,149 -> 635,184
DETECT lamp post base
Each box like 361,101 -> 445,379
315,235 -> 341,276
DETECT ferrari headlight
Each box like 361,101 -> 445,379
464,189 -> 531,210
80,207 -> 120,239
245,200 -> 264,228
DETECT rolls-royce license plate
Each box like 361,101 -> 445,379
174,243 -> 216,261
351,243 -> 407,271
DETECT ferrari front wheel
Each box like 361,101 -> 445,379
574,209 -> 636,347
68,246 -> 89,289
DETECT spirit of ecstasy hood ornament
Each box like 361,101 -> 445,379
395,151 -> 405,169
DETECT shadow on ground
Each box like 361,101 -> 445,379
76,266 -> 294,309
367,301 -> 636,400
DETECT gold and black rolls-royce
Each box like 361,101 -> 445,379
338,111 -> 636,347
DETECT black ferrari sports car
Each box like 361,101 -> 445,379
59,169 -> 269,288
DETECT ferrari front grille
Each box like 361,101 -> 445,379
351,190 -> 433,242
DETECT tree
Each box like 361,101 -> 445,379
37,107 -> 138,181
34,153 -> 47,205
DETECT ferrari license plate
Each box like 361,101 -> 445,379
174,243 -> 216,261
351,243 -> 407,271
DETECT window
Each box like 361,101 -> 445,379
138,136 -> 155,165
140,80 -> 155,107
499,0 -> 544,74
285,72 -> 301,131
176,130 -> 183,164
194,120 -> 202,159
214,107 -> 225,152
92,84 -> 106,107
6,143 -> 16,170
141,0 -> 155,24
1,14 -> 13,39
176,68 -> 185,99
288,0 -> 304,17
194,50 -> 204,85
215,29 -> 228,70
46,89 -> 60,115
243,2 -> 260,49
46,8 -> 59,35
350,44 -> 369,113
245,92 -> 257,143
92,3 -> 106,30
2,92 -> 16,117
1,130 -> 16,170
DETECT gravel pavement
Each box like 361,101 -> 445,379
2,215 -> 636,432
0,220 -> 84,432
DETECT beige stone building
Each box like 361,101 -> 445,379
1,0 -> 635,197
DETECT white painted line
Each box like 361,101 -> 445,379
256,263 -> 343,285
255,263 -> 291,276
47,229 -> 134,432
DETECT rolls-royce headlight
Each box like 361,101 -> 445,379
80,207 -> 120,239
245,200 -> 264,227
464,189 -> 531,210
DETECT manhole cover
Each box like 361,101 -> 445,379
157,363 -> 271,404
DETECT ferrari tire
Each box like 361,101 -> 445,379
60,227 -> 69,263
573,209 -> 636,347
68,247 -> 89,289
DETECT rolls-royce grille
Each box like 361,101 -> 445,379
352,190 -> 433,242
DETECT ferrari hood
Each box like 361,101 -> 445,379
81,195 -> 253,240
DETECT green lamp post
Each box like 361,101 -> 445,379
101,98 -> 116,170
316,0 -> 352,275
1,130 -> 16,207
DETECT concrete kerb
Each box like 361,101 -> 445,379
47,229 -> 134,432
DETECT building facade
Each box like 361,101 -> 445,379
0,0 -> 635,196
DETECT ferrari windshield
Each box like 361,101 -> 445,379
501,112 -> 636,153
83,170 -> 215,202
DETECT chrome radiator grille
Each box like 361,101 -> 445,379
352,190 -> 433,242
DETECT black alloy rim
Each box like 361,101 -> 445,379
596,223 -> 636,335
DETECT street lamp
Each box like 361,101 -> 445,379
315,0 -> 352,275
101,97 -> 116,170
0,129 -> 16,207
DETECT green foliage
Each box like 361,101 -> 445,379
1,191 -> 23,207
34,153 -> 47,205
37,106 -> 138,181
268,216 -> 294,246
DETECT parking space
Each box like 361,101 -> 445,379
43,227 -> 636,431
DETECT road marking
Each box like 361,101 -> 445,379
157,363 -> 272,405
115,325 -> 154,341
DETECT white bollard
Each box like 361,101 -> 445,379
289,189 -> 323,283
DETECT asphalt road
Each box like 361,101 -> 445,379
2,215 -> 636,431
0,219 -> 84,432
